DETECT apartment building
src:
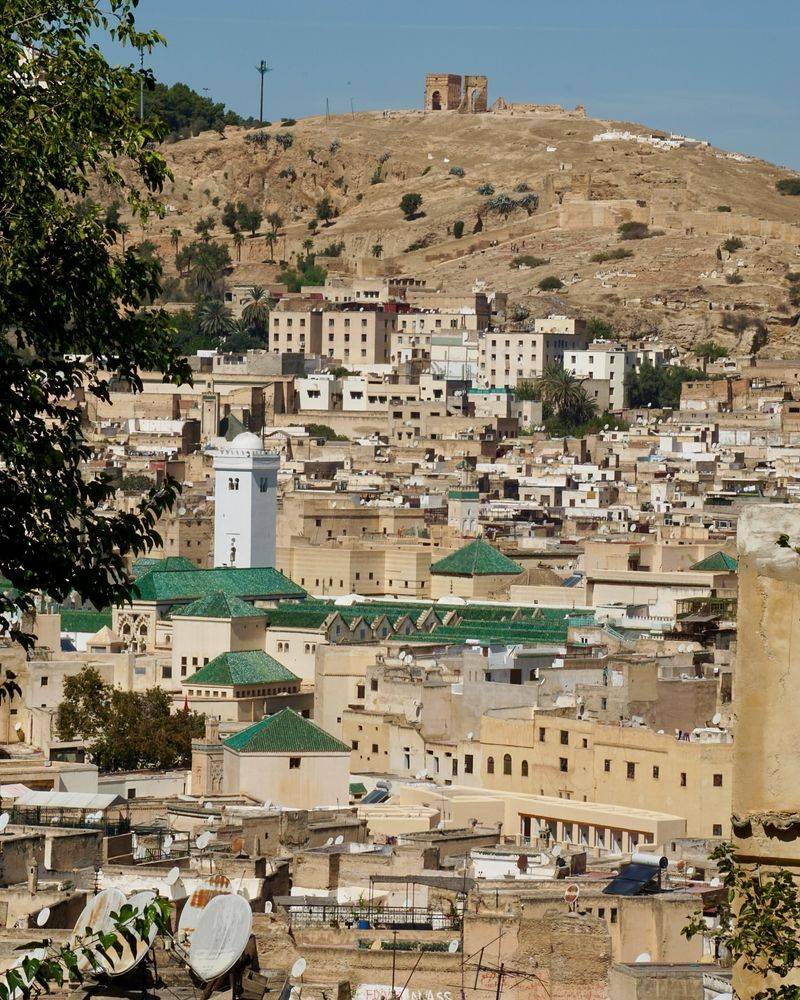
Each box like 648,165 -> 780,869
480,317 -> 588,388
567,342 -> 635,411
269,307 -> 323,354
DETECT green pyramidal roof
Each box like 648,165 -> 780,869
224,708 -> 349,754
186,650 -> 298,687
430,538 -> 523,577
132,556 -> 197,578
132,566 -> 305,602
172,591 -> 268,620
690,551 -> 738,572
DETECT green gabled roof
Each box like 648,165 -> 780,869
60,610 -> 113,633
132,556 -> 197,578
133,566 -> 305,602
690,551 -> 738,573
430,538 -> 523,578
448,490 -> 480,501
172,591 -> 268,620
350,782 -> 367,796
223,708 -> 349,754
186,650 -> 298,687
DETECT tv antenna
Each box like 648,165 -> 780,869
256,60 -> 272,125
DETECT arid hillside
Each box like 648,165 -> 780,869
130,107 -> 800,354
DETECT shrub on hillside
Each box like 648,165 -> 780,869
538,275 -> 564,291
618,221 -> 651,240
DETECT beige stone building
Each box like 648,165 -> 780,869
479,317 -> 589,388
429,537 -> 524,599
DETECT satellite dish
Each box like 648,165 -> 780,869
635,953 -> 651,964
436,820 -> 445,831
166,867 -> 181,886
325,837 -> 334,847
564,884 -> 580,905
264,901 -> 273,913
163,835 -> 174,850
447,940 -> 459,953
7,948 -> 47,1000
0,812 -> 10,833
712,712 -> 722,727
263,801 -> 272,811
104,890 -> 158,977
204,801 -> 214,811
710,876 -> 721,887
551,844 -> 563,857
334,835 -> 344,845
69,888 -> 127,973
466,731 -> 474,741
291,958 -> 307,979
188,893 -> 253,982
35,907 -> 50,927
196,831 -> 212,850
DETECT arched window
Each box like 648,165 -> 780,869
521,760 -> 529,777
487,756 -> 495,775
503,753 -> 512,775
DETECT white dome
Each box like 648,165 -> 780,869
230,431 -> 263,451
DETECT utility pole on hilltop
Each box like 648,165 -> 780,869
256,60 -> 272,124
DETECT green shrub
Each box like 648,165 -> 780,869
275,132 -> 294,149
514,182 -> 531,192
618,221 -> 650,240
723,237 -> 744,253
319,241 -> 345,257
776,178 -> 800,196
305,423 -> 348,442
726,273 -> 743,284
538,275 -> 564,291
280,117 -> 297,126
449,165 -> 465,177
717,205 -> 732,212
453,220 -> 465,239
476,183 -> 495,196
400,192 -> 423,219
591,247 -> 633,263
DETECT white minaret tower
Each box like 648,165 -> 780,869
213,432 -> 279,568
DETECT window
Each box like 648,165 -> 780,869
503,753 -> 512,775
539,727 -> 546,743
600,697 -> 607,710
371,744 -> 379,754
464,754 -> 474,774
357,684 -> 365,699
351,740 -> 359,750
713,824 -> 723,837
626,762 -> 636,780
559,757 -> 568,773
162,666 -> 172,680
40,676 -> 48,686
289,757 -> 301,769
680,772 -> 687,787
560,730 -> 569,746
582,738 -> 588,749
604,759 -> 611,772
370,678 -> 378,692
713,773 -> 723,787
652,765 -> 660,779
521,760 -> 529,777
487,756 -> 495,774
610,908 -> 617,924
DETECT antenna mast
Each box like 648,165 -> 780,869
256,60 -> 272,125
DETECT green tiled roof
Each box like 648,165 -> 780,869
350,782 -> 367,796
430,539 -> 523,577
133,566 -> 305,603
186,650 -> 298,687
224,708 -> 349,754
172,591 -> 268,620
690,551 -> 738,573
132,556 -> 197,577
60,610 -> 113,633
448,490 -> 480,500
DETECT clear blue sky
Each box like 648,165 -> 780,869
119,0 -> 800,168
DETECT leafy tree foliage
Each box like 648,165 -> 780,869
196,298 -> 234,338
241,286 -> 271,331
777,178 -> 800,196
305,424 -> 348,441
278,254 -> 327,293
121,474 -> 155,494
400,193 -> 423,219
143,80 -> 253,140
695,341 -> 729,366
58,667 -> 204,772
618,221 -> 651,240
185,240 -> 231,296
1,1 -> 193,646
453,221 -> 465,239
315,196 -> 336,225
625,363 -> 707,408
723,237 -> 744,253
587,317 -> 615,339
590,247 -> 633,263
536,363 -> 596,425
684,842 -> 800,1000
538,275 -> 564,290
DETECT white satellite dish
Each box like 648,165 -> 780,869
334,835 -> 344,845
0,812 -> 10,833
163,835 -> 174,850
466,731 -> 474,741
710,877 -> 721,887
166,867 -> 181,886
436,820 -> 445,831
7,948 -> 47,1000
196,831 -> 212,850
188,893 -> 253,982
264,901 -> 273,913
324,837 -> 334,847
69,888 -> 127,973
635,952 -> 651,964
263,801 -> 272,811
447,940 -> 459,954
204,801 -> 214,811
551,844 -> 562,857
104,890 -> 158,977
712,712 -> 722,727
291,957 -> 307,979
564,884 -> 580,905
35,907 -> 50,927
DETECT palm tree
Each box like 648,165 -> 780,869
170,228 -> 181,254
233,232 -> 245,262
242,285 -> 271,331
536,363 -> 592,419
118,221 -> 130,252
195,216 -> 216,242
371,243 -> 383,258
264,231 -> 277,263
196,299 -> 234,339
302,237 -> 314,254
